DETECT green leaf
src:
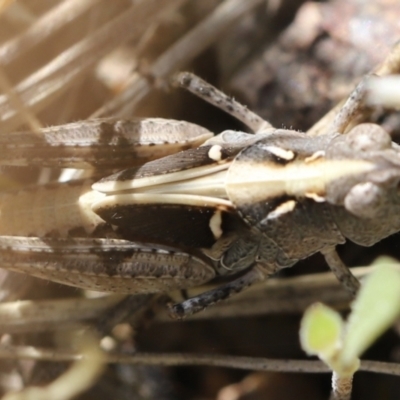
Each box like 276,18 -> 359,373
341,262 -> 400,366
300,303 -> 343,357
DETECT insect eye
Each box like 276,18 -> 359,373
346,123 -> 391,152
344,182 -> 384,219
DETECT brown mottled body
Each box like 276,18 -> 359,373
0,73 -> 399,317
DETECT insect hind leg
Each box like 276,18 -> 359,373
321,247 -> 360,296
173,71 -> 273,133
168,267 -> 265,319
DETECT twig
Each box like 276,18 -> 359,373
0,346 -> 400,377
92,0 -> 265,118
2,332 -> 105,400
0,0 -> 103,65
0,266 -> 387,333
0,0 -> 184,131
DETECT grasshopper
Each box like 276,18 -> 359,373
0,72 -> 399,318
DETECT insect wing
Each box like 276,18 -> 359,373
92,142 -> 246,249
0,118 -> 213,169
93,142 -> 241,192
93,193 -> 237,248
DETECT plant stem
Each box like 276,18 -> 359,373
330,372 -> 353,400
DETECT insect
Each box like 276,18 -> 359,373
0,72 -> 399,318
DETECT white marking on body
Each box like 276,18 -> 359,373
208,145 -> 223,161
209,210 -> 223,239
78,189 -> 107,233
92,193 -> 233,214
305,192 -> 326,202
263,145 -> 295,160
93,162 -> 229,193
305,150 -> 325,163
267,200 -> 296,219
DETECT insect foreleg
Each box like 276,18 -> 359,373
330,76 -> 372,134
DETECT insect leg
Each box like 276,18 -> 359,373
0,236 -> 215,295
330,76 -> 371,134
173,71 -> 273,133
320,247 -> 360,296
168,266 -> 265,318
